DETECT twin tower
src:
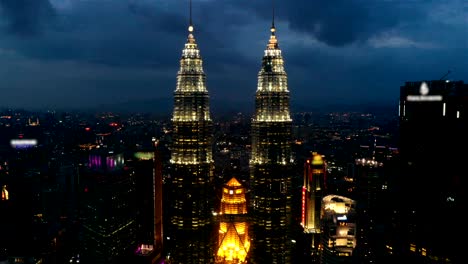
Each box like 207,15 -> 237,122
168,9 -> 293,264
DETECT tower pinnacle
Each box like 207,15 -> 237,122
271,0 -> 275,34
189,0 -> 193,28
187,0 -> 195,43
268,0 -> 278,48
188,0 -> 193,32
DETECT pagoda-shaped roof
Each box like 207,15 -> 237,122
226,177 -> 242,187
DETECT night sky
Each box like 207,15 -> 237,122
0,0 -> 466,110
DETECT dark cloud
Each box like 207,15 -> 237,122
236,0 -> 427,46
0,0 -> 56,35
0,0 -> 466,109
0,1 -> 253,70
127,2 -> 186,35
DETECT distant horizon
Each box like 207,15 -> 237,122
0,96 -> 399,116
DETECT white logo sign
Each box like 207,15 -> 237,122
406,81 -> 442,102
420,82 -> 429,95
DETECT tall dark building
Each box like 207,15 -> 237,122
249,18 -> 294,264
397,80 -> 467,262
132,144 -> 164,263
166,9 -> 214,263
353,158 -> 386,263
80,149 -> 137,264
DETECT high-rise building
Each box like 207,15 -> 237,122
249,17 -> 294,264
166,6 -> 214,263
216,177 -> 250,264
132,142 -> 164,263
397,80 -> 467,262
80,148 -> 137,264
320,195 -> 357,263
302,152 -> 326,260
353,158 -> 386,262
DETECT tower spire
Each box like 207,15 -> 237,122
272,0 -> 275,29
189,0 -> 192,26
271,0 -> 276,35
188,0 -> 193,33
267,0 -> 278,48
187,0 -> 195,43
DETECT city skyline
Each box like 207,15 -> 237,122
0,0 -> 466,110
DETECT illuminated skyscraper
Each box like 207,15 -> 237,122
249,15 -> 294,264
302,152 -> 326,260
167,3 -> 214,262
216,177 -> 250,264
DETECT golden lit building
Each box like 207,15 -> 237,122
302,152 -> 326,233
216,178 -> 250,264
302,152 -> 326,260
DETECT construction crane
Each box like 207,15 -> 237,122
439,70 -> 451,80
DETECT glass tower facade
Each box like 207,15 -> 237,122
167,22 -> 215,264
249,24 -> 293,264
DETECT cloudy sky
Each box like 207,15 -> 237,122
0,0 -> 466,110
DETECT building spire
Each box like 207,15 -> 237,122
189,0 -> 193,29
271,0 -> 276,35
187,0 -> 195,43
268,0 -> 278,49
267,0 -> 278,48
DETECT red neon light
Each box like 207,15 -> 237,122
301,187 -> 306,226
85,127 -> 91,131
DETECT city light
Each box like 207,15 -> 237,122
10,139 -> 37,149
